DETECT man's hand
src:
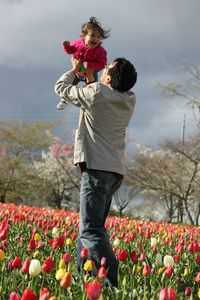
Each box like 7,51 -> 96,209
71,57 -> 85,75
62,40 -> 70,47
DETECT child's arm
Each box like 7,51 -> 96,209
62,40 -> 76,54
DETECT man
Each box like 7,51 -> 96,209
55,57 -> 137,287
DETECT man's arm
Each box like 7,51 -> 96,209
55,70 -> 98,110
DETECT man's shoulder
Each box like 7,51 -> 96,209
87,82 -> 109,93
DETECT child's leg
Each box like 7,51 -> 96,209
85,68 -> 95,83
57,62 -> 82,110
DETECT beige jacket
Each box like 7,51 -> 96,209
55,71 -> 136,175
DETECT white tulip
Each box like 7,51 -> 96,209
52,227 -> 59,237
150,237 -> 157,247
29,259 -> 41,277
155,253 -> 162,266
113,238 -> 120,247
163,255 -> 174,267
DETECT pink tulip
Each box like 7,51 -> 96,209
9,292 -> 20,300
159,288 -> 176,300
185,287 -> 191,297
97,266 -> 107,279
164,266 -> 173,278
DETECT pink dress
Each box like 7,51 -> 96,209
63,38 -> 107,71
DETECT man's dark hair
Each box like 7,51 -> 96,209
108,58 -> 137,92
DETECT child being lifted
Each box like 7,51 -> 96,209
57,16 -> 110,110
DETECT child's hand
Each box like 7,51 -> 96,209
62,40 -> 70,47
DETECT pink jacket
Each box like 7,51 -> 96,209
63,38 -> 107,71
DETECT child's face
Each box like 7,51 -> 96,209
83,29 -> 102,48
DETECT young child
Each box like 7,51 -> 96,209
57,17 -> 110,110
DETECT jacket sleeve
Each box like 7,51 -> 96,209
85,48 -> 107,71
63,40 -> 77,55
54,71 -> 98,110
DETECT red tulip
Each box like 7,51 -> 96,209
193,240 -> 199,252
85,280 -> 102,300
71,232 -> 77,240
28,239 -> 36,251
97,266 -> 107,279
0,228 -> 8,240
140,253 -> 146,261
39,287 -> 51,300
188,243 -> 195,254
159,288 -> 176,300
81,248 -> 88,259
195,255 -> 200,265
42,257 -> 55,273
63,252 -> 72,264
118,249 -> 128,261
21,260 -> 30,273
195,272 -> 200,283
12,257 -> 22,269
60,272 -> 72,288
164,266 -> 173,278
143,263 -> 151,276
9,292 -> 20,300
173,254 -> 180,264
52,235 -> 64,250
21,289 -> 38,300
130,251 -> 138,264
1,239 -> 8,249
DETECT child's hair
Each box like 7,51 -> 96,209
81,17 -> 110,39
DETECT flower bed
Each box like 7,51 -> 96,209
0,203 -> 199,299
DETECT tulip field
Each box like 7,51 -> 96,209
0,203 -> 200,300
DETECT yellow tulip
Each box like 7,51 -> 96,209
127,224 -> 132,230
56,268 -> 66,281
66,238 -> 73,247
0,249 -> 5,261
65,216 -> 71,223
198,289 -> 200,299
59,258 -> 65,269
33,250 -> 40,258
34,233 -> 40,241
83,260 -> 94,272
158,267 -> 164,275
136,266 -> 141,273
183,267 -> 189,277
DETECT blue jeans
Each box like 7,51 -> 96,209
77,169 -> 123,287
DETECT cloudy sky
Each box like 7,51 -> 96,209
0,0 -> 200,150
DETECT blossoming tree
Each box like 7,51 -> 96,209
34,139 -> 79,209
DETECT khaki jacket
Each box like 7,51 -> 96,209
55,71 -> 136,175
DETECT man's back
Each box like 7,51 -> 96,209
74,82 -> 136,174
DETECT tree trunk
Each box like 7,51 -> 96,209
0,194 -> 6,203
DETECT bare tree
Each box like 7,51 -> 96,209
127,135 -> 200,225
113,185 -> 139,217
159,63 -> 200,129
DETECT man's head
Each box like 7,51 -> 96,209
100,58 -> 137,92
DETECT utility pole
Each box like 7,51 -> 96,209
181,114 -> 186,144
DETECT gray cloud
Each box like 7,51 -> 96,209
0,0 -> 199,147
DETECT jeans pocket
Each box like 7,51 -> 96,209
88,170 -> 113,194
